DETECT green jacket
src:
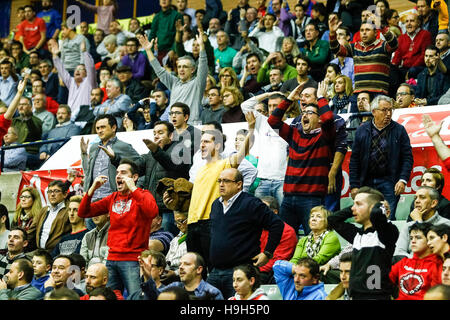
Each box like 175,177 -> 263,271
257,63 -> 297,86
301,39 -> 330,66
12,116 -> 43,154
0,284 -> 43,300
149,8 -> 183,52
290,230 -> 341,265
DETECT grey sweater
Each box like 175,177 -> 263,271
149,50 -> 208,125
0,283 -> 43,300
60,34 -> 91,72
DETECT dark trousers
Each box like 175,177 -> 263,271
186,220 -> 211,277
280,194 -> 324,235
207,267 -> 235,299
366,177 -> 399,220
324,171 -> 343,212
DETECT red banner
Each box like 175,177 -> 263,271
18,168 -> 84,207
341,146 -> 450,199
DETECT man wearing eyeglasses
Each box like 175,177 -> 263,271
138,32 -> 208,125
396,83 -> 416,108
31,180 -> 71,253
207,168 -> 284,298
268,81 -> 337,235
349,95 -> 413,220
185,113 -> 256,276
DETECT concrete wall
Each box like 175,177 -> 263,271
0,172 -> 23,221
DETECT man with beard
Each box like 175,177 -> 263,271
80,263 -> 123,300
415,45 -> 450,106
0,258 -> 42,300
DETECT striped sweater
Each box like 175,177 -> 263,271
267,98 -> 335,196
330,26 -> 398,95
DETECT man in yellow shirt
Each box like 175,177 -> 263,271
186,113 -> 255,273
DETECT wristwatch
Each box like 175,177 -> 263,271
263,251 -> 273,259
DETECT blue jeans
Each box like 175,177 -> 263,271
366,178 -> 399,220
106,260 -> 141,296
207,267 -> 235,299
254,179 -> 284,207
280,194 -> 324,235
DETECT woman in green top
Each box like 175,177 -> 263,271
290,205 -> 341,265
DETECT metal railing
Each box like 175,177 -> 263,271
0,138 -> 70,172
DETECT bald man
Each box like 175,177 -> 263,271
392,13 -> 432,80
207,168 -> 284,299
80,263 -> 123,300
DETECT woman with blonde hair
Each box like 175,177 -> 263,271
202,74 -> 217,107
290,205 -> 341,266
221,86 -> 245,123
218,67 -> 240,89
329,75 -> 354,114
280,37 -> 300,67
13,186 -> 42,250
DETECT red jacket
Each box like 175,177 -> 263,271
259,222 -> 297,273
80,289 -> 124,300
46,96 -> 60,115
392,29 -> 432,69
78,188 -> 159,261
389,253 -> 442,300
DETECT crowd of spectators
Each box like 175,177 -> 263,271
0,0 -> 449,301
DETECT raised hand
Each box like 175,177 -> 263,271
122,176 -> 137,192
92,175 -> 108,190
137,33 -> 154,52
80,137 -> 89,154
195,32 -> 205,51
317,81 -> 328,98
245,110 -> 256,130
17,76 -> 28,93
287,83 -> 305,101
328,14 -> 342,35
98,145 -> 115,159
422,114 -> 442,139
143,138 -> 158,153
48,39 -> 60,56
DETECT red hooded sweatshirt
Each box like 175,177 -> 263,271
389,253 -> 443,300
78,188 -> 159,261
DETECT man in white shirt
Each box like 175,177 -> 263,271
249,13 -> 284,54
241,92 -> 289,206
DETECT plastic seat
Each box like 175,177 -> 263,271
260,284 -> 283,300
340,197 -> 354,209
395,194 -> 415,220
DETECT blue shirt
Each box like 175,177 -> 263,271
273,260 -> 327,300
37,9 -> 62,40
93,94 -> 133,128
164,280 -> 224,300
0,76 -> 18,106
330,57 -> 355,85
31,274 -> 50,295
